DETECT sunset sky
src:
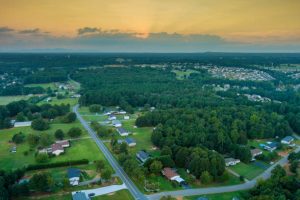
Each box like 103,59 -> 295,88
1,0 -> 300,52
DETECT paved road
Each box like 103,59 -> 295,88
73,105 -> 147,200
147,145 -> 300,200
74,184 -> 127,197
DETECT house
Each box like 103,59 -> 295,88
124,115 -> 130,120
10,146 -> 16,153
117,127 -> 129,136
161,168 -> 185,184
225,158 -> 240,167
118,110 -> 126,114
136,150 -> 150,163
46,97 -> 52,102
13,121 -> 32,128
72,191 -> 90,200
251,148 -> 263,160
281,136 -> 294,145
68,168 -> 81,186
51,143 -> 64,156
125,137 -> 136,147
112,120 -> 122,127
108,114 -> 116,120
56,140 -> 70,148
264,142 -> 278,152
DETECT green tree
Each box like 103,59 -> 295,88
149,160 -> 163,174
101,168 -> 112,180
27,134 -> 39,147
63,112 -> 77,123
29,173 -> 54,192
200,171 -> 212,184
39,133 -> 52,147
31,118 -> 49,131
89,104 -> 102,113
12,132 -> 25,144
95,160 -> 106,172
67,127 -> 82,138
54,129 -> 64,140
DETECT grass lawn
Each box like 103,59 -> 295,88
22,194 -> 72,200
229,162 -> 267,180
184,191 -> 246,200
93,189 -> 134,200
38,97 -> 78,106
0,121 -> 109,170
83,115 -> 107,122
172,69 -> 199,80
0,95 -> 31,105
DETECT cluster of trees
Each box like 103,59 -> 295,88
0,169 -> 27,199
244,165 -> 300,200
288,152 -> 300,174
94,160 -> 113,181
0,100 -> 70,129
91,121 -> 113,137
136,108 -> 291,164
0,85 -> 45,96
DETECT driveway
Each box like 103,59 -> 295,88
77,184 -> 127,197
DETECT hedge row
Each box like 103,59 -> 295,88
26,159 -> 89,170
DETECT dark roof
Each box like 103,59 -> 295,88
282,136 -> 294,142
68,168 -> 81,179
125,137 -> 136,144
137,150 -> 149,160
51,143 -> 64,152
72,192 -> 89,200
117,127 -> 127,133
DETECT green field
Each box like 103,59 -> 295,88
229,162 -> 267,180
38,96 -> 78,106
22,194 -> 72,200
0,95 -> 31,105
184,191 -> 246,200
93,189 -> 134,200
0,121 -> 109,170
172,69 -> 199,80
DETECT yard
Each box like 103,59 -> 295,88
229,161 -> 268,180
93,189 -> 134,200
0,95 -> 31,105
172,69 -> 200,80
184,190 -> 246,200
0,121 -> 109,170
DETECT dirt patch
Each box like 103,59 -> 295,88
278,151 -> 289,157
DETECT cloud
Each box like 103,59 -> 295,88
78,27 -> 101,35
0,27 -> 14,33
18,28 -> 40,34
0,26 -> 300,52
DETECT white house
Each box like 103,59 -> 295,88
112,120 -> 122,127
68,168 -> 81,186
225,158 -> 240,167
55,140 -> 70,148
125,138 -> 136,147
124,115 -> 130,120
251,149 -> 263,161
108,114 -> 116,120
281,136 -> 294,145
13,121 -> 32,128
51,143 -> 64,156
118,110 -> 126,114
117,127 -> 129,136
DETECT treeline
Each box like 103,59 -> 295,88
136,108 -> 292,162
23,69 -> 67,84
0,100 -> 70,129
0,85 -> 45,96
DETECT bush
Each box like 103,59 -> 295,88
63,112 -> 77,123
26,159 -> 89,170
31,118 -> 49,130
89,104 -> 102,113
67,127 -> 82,137
55,129 -> 64,140
12,132 -> 25,144
200,171 -> 212,184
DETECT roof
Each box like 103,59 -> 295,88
251,148 -> 262,155
51,143 -> 64,152
266,142 -> 278,148
56,140 -> 69,146
225,158 -> 237,163
68,168 -> 81,179
117,127 -> 127,133
125,137 -> 136,144
282,136 -> 294,142
197,197 -> 209,200
162,168 -> 178,179
109,114 -> 116,118
137,150 -> 149,160
72,191 -> 89,200
112,120 -> 121,125
14,121 -> 32,127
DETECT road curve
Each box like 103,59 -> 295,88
73,105 -> 147,200
147,146 -> 300,200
